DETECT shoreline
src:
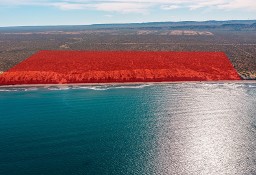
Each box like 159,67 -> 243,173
1,80 -> 256,88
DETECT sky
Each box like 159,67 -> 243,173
0,0 -> 255,27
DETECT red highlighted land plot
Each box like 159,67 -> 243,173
0,50 -> 241,85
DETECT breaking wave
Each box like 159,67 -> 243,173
0,87 -> 39,92
1,83 -> 256,92
47,84 -> 152,91
0,84 -> 153,92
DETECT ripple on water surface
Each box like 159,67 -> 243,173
0,83 -> 256,175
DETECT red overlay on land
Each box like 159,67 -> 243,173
0,50 -> 241,85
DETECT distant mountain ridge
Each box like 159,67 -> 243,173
0,20 -> 256,32
250,23 -> 256,27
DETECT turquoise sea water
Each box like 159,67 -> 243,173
0,83 -> 256,175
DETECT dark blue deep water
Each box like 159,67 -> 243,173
0,83 -> 256,175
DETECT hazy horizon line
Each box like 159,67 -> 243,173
1,19 -> 256,28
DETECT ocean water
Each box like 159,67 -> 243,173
0,83 -> 256,175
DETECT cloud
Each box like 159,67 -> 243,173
0,0 -> 256,13
104,14 -> 113,17
53,3 -> 89,10
92,2 -> 151,13
161,5 -> 180,10
217,0 -> 256,11
50,2 -> 151,13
